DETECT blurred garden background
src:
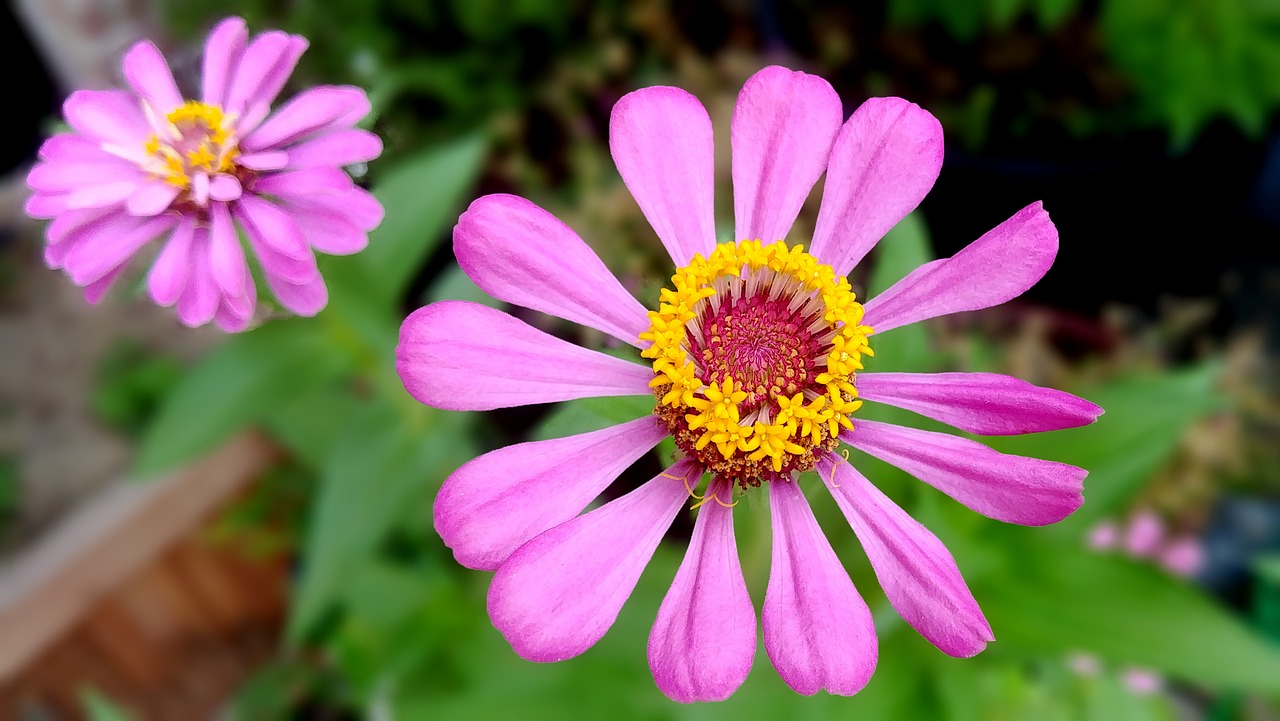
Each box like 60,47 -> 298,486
1,0 -> 1280,718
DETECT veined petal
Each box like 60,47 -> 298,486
233,195 -> 317,283
842,420 -> 1085,526
487,459 -> 697,662
816,453 -> 993,657
201,17 -> 248,106
242,85 -> 371,151
809,97 -> 944,276
649,477 -> 755,703
862,202 -> 1058,333
435,416 -> 668,570
224,31 -> 294,114
731,66 -> 842,244
764,479 -> 877,696
857,372 -> 1103,435
454,194 -> 650,347
610,86 -> 716,267
397,301 -> 655,411
63,213 -> 175,286
121,40 -> 183,114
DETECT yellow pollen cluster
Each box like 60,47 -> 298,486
641,240 -> 874,475
142,101 -> 240,189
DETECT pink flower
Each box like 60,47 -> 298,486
25,16 -> 383,331
396,66 -> 1103,701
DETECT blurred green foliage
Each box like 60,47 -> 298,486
91,342 -> 184,439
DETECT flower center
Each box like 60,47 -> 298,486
642,240 -> 874,488
140,101 -> 241,191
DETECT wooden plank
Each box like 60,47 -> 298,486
0,432 -> 280,681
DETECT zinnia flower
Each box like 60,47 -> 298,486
396,66 -> 1102,701
25,16 -> 383,330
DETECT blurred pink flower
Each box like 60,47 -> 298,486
1124,510 -> 1166,557
25,16 -> 383,330
1087,520 -> 1119,550
1121,667 -> 1163,695
397,66 -> 1102,701
1159,536 -> 1205,577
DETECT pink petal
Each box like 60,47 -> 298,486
126,182 -> 180,216
192,173 -> 211,207
454,194 -> 650,347
236,151 -> 289,170
487,459 -> 697,662
208,174 -> 242,202
63,214 -> 175,286
842,420 -> 1085,526
731,66 -> 843,243
809,97 -> 944,276
1124,511 -> 1164,558
233,195 -> 317,283
1087,521 -> 1119,551
265,272 -> 328,317
121,40 -> 183,114
251,167 -> 354,195
242,85 -> 371,151
610,86 -> 716,267
66,181 -> 140,211
44,207 -> 117,269
176,228 -> 219,327
283,129 -> 383,169
816,453 -> 993,658
862,202 -> 1058,333
435,416 -> 668,570
396,301 -> 655,411
201,17 -> 248,106
215,299 -> 256,332
1159,537 -> 1204,578
83,263 -> 128,305
649,477 -> 755,703
147,215 -> 197,306
27,156 -> 136,193
26,193 -> 72,219
62,90 -> 149,148
335,187 -> 384,231
764,479 -> 877,696
283,197 -> 367,255
856,372 -> 1103,435
37,133 -> 100,162
208,203 -> 247,297
245,35 -> 308,114
223,31 -> 294,114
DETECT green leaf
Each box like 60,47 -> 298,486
984,361 -> 1222,525
981,542 -> 1280,692
287,402 -> 476,640
531,394 -> 654,442
81,691 -> 136,721
359,134 -> 488,306
135,320 -> 352,476
261,387 -> 368,468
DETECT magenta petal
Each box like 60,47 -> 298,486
236,151 -> 289,171
201,17 -> 248,106
126,182 -> 180,216
610,86 -> 716,267
842,420 -> 1085,526
863,202 -> 1058,333
266,272 -> 327,317
857,372 -> 1103,435
251,167 -> 353,195
283,129 -> 382,169
176,228 -> 219,327
121,40 -> 183,113
83,264 -> 127,305
243,85 -> 371,151
246,35 -> 308,114
38,134 -> 100,162
67,181 -> 140,211
817,453 -> 993,657
27,156 -> 136,193
208,203 -> 247,297
731,66 -> 842,243
208,174 -> 242,202
454,194 -> 650,347
764,479 -> 877,696
396,301 -> 655,411
62,90 -> 149,148
63,214 -> 175,286
285,197 -> 367,255
809,97 -> 944,276
26,193 -> 71,219
223,31 -> 293,114
649,477 -> 755,703
148,216 -> 197,306
487,459 -> 696,662
435,416 -> 668,570
233,195 -> 317,283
